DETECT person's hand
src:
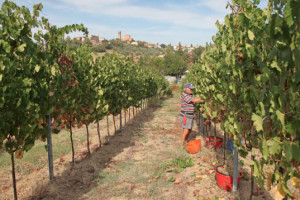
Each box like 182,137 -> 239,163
199,99 -> 206,103
193,98 -> 205,104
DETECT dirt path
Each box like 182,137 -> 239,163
0,92 -> 274,200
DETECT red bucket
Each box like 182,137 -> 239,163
185,139 -> 201,154
205,136 -> 223,148
215,165 -> 242,191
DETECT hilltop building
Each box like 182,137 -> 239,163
75,35 -> 101,45
174,44 -> 199,53
100,37 -> 107,43
118,31 -> 121,40
87,34 -> 100,45
118,31 -> 133,42
75,36 -> 85,42
122,34 -> 133,42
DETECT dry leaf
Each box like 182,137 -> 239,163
193,190 -> 200,197
174,178 -> 181,184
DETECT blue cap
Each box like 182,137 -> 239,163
184,82 -> 195,89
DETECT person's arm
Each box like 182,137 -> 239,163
191,97 -> 205,104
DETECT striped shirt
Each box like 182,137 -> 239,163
180,91 -> 195,119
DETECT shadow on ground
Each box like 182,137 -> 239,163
29,97 -> 169,200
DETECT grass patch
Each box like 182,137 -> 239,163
154,112 -> 178,117
167,107 -> 179,113
132,131 -> 148,143
0,153 -> 10,168
147,178 -> 169,197
165,157 -> 195,173
0,131 -> 86,171
151,151 -> 195,178
160,101 -> 174,106
97,161 -> 135,186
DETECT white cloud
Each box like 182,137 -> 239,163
43,1 -> 69,10
60,0 -> 223,29
1,0 -> 229,45
195,0 -> 230,14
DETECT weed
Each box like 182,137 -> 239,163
242,171 -> 250,181
168,177 -> 175,182
167,157 -> 194,169
239,160 -> 244,166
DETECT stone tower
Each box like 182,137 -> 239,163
118,31 -> 121,40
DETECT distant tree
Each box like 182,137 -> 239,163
101,40 -> 112,49
66,38 -> 82,50
138,55 -> 152,69
137,41 -> 146,48
151,57 -> 165,74
84,38 -> 92,47
160,43 -> 167,48
110,39 -> 123,47
92,45 -> 106,53
65,36 -> 72,43
101,39 -> 109,45
176,42 -> 184,57
164,47 -> 187,76
191,46 -> 205,63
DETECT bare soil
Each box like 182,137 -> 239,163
0,92 -> 275,200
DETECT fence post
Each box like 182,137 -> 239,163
120,110 -> 122,130
232,146 -> 239,193
46,115 -> 54,183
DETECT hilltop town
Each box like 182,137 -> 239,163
73,31 -> 201,53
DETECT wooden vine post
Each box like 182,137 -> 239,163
46,115 -> 54,183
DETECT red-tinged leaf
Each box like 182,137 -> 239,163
1,185 -> 10,191
87,183 -> 92,187
60,158 -> 65,162
88,168 -> 95,173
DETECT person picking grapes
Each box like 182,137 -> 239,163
180,83 -> 205,145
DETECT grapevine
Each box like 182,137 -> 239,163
185,0 -> 300,197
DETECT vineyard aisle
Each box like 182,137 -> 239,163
1,91 -> 273,200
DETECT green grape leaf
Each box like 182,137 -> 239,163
252,113 -> 263,132
248,30 -> 255,40
276,110 -> 285,129
34,65 -> 40,73
266,138 -> 281,155
16,43 -> 26,52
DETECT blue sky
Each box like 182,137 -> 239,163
1,0 -> 268,46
